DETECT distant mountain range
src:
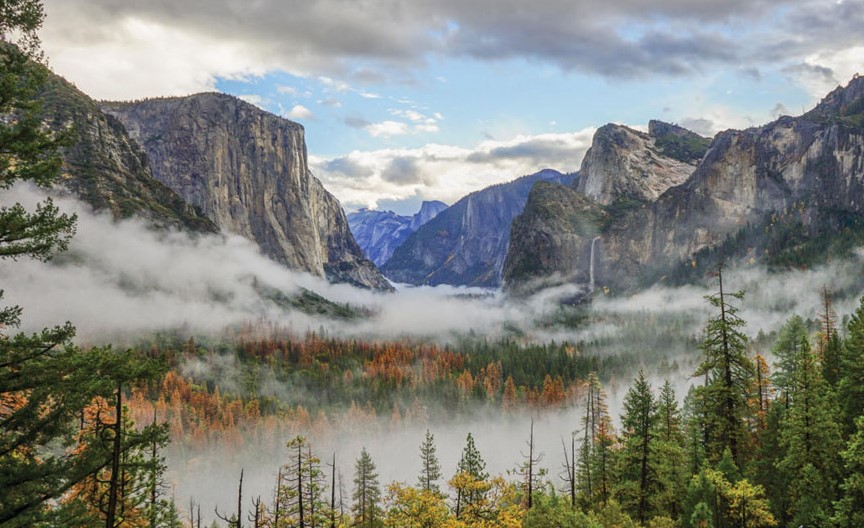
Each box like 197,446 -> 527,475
348,201 -> 448,267
382,169 -> 576,287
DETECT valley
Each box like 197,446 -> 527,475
3,2 -> 864,527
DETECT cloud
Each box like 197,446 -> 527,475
0,185 -> 585,344
380,156 -> 428,184
344,116 -> 371,129
238,94 -> 267,108
366,120 -> 410,138
310,128 -> 595,210
40,0 -> 864,99
285,104 -> 314,120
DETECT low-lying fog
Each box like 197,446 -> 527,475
5,184 -> 864,520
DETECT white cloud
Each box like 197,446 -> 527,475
365,120 -> 410,138
311,128 -> 595,209
238,94 -> 266,109
285,104 -> 314,120
41,14 -> 277,100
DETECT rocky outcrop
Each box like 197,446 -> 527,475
503,181 -> 608,292
504,76 -> 864,294
102,94 -> 391,290
383,169 -> 576,287
576,121 -> 707,205
348,200 -> 448,267
39,73 -> 217,232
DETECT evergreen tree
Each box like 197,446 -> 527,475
352,448 -> 381,528
778,343 -> 843,526
417,429 -> 442,494
576,373 -> 615,510
276,436 -> 325,528
656,381 -> 683,446
770,315 -> 808,405
692,269 -> 754,466
833,417 -> 864,528
839,296 -> 864,434
0,1 -> 100,525
751,403 -> 789,526
653,381 -> 687,521
67,353 -> 169,528
615,370 -> 658,524
452,432 -> 488,518
682,386 -> 707,478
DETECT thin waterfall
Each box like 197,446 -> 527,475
589,236 -> 600,293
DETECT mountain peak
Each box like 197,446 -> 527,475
804,74 -> 864,126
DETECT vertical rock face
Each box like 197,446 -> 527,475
383,169 -> 576,287
348,200 -> 448,267
504,76 -> 864,294
576,122 -> 708,205
102,94 -> 391,291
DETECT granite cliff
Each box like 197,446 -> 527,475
504,77 -> 864,294
102,94 -> 391,290
576,121 -> 707,205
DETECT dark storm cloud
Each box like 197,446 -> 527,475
44,0 -> 864,81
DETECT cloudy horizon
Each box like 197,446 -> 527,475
39,0 -> 864,213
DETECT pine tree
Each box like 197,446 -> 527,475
352,448 -> 381,528
417,429 -> 442,494
656,381 -> 683,446
692,268 -> 754,466
68,354 -> 169,528
770,315 -> 808,406
615,370 -> 658,524
839,296 -> 864,434
653,381 -> 687,521
452,433 -> 488,518
778,343 -> 843,526
0,1 -> 101,525
276,436 -> 325,528
833,417 -> 864,527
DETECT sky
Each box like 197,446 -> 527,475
40,0 -> 864,215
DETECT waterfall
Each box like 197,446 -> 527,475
589,236 -> 600,293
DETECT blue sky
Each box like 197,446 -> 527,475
41,0 -> 864,214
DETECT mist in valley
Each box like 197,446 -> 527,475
5,184 -> 864,522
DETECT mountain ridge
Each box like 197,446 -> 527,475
503,75 -> 864,294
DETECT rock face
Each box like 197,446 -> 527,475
503,181 -> 608,292
40,72 -> 216,232
383,169 -> 575,287
576,121 -> 708,205
348,200 -> 448,267
102,94 -> 391,291
504,76 -> 864,294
